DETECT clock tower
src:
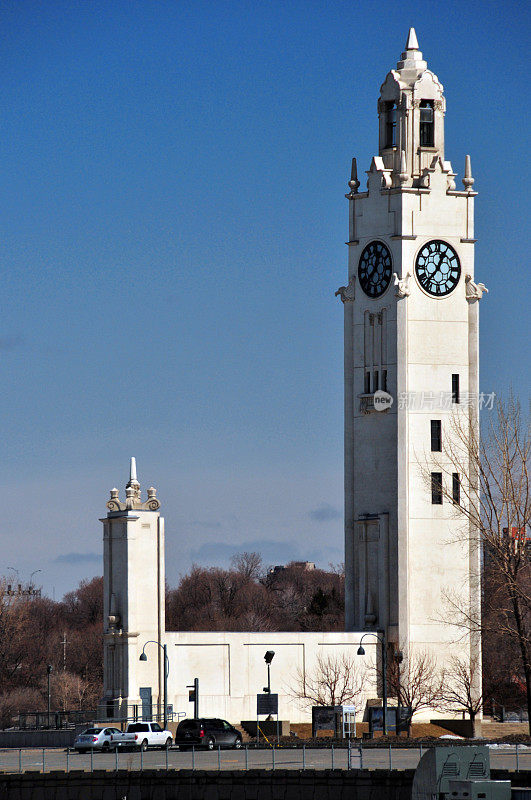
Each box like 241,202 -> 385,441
338,29 -> 484,692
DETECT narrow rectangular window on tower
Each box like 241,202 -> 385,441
382,370 -> 388,392
431,472 -> 443,505
430,420 -> 442,452
365,371 -> 371,394
385,102 -> 396,148
452,374 -> 460,404
452,473 -> 461,505
420,100 -> 434,147
373,370 -> 379,392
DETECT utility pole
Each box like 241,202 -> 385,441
46,665 -> 53,728
61,633 -> 67,672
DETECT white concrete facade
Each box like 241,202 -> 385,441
340,30 -> 483,693
100,30 -> 484,726
101,462 -> 376,724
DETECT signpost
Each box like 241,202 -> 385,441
187,678 -> 199,719
256,693 -> 279,743
257,693 -> 278,716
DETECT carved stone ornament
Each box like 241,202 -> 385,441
335,275 -> 356,303
393,271 -> 411,298
465,274 -> 488,302
106,462 -> 161,511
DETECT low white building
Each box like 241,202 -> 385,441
100,460 -> 375,724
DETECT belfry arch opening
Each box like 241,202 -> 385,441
419,99 -> 434,146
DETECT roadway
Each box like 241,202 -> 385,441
0,745 -> 529,773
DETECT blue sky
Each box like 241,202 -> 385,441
1,0 -> 529,598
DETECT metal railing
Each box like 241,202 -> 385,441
16,705 -> 184,731
0,742 -> 529,774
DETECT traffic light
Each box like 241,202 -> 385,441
186,678 -> 199,718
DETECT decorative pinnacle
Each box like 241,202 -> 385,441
126,456 -> 141,503
106,457 -> 161,511
462,154 -> 474,191
405,27 -> 419,51
345,157 -> 360,198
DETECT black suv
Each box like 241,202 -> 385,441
175,718 -> 242,750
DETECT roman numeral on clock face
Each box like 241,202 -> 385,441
415,240 -> 461,297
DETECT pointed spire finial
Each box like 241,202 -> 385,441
346,157 -> 360,197
462,155 -> 474,191
129,456 -> 138,483
405,27 -> 419,51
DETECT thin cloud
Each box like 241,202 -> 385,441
187,520 -> 223,530
190,539 -> 299,568
54,552 -> 102,565
309,503 -> 342,522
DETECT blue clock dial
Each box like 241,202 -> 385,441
358,241 -> 392,298
415,240 -> 461,296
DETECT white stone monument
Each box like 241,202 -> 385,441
100,30 -> 485,726
340,29 -> 484,693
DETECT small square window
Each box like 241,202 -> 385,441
452,473 -> 460,505
430,420 -> 442,452
431,472 -> 443,505
452,374 -> 460,404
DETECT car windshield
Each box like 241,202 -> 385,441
83,728 -> 102,735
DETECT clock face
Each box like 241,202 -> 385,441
358,241 -> 392,298
415,240 -> 461,297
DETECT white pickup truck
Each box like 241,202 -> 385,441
110,722 -> 173,750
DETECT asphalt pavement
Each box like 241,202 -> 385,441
0,745 -> 529,774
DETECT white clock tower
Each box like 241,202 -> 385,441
339,30 -> 485,683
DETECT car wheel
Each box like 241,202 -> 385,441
102,742 -> 110,752
178,745 -> 189,752
76,749 -> 86,754
140,739 -> 149,752
206,737 -> 215,751
234,737 -> 242,749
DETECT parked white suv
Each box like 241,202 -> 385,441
121,722 -> 173,750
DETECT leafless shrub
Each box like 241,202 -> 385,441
289,652 -> 367,708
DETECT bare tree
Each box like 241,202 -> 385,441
289,652 -> 367,708
230,552 -> 263,582
387,648 -> 444,735
424,396 -> 530,728
439,655 -> 484,738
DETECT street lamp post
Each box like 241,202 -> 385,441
30,569 -> 42,586
139,641 -> 168,730
357,629 -> 388,736
264,651 -> 275,694
46,665 -> 53,728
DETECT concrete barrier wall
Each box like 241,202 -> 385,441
0,729 -> 79,749
0,768 -> 416,799
0,767 -> 526,799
